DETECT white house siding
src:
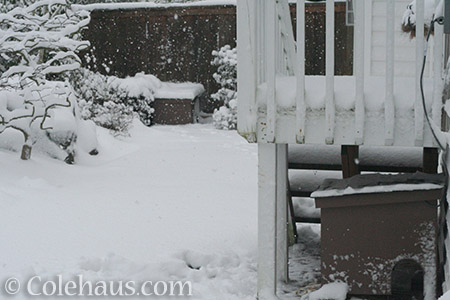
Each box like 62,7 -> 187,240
369,0 -> 434,78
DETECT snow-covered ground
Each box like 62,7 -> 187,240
0,122 -> 319,299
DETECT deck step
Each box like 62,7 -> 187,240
289,169 -> 342,198
292,197 -> 320,223
288,162 -> 421,173
294,217 -> 321,224
288,145 -> 423,173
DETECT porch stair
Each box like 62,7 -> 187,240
288,145 -> 438,225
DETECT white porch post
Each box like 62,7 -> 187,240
258,143 -> 288,299
276,144 -> 288,283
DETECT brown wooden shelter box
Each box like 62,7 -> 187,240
313,173 -> 445,298
152,97 -> 200,125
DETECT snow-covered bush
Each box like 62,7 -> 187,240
0,0 -> 36,13
71,69 -> 134,135
211,45 -> 237,130
213,100 -> 237,130
71,69 -> 156,135
401,0 -> 443,38
0,0 -> 96,162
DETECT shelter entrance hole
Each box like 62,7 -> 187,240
391,259 -> 424,300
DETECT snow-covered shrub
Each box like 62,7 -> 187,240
0,0 -> 95,162
71,69 -> 134,135
0,81 -> 98,163
211,45 -> 237,130
112,72 -> 158,126
213,99 -> 237,130
71,69 -> 156,134
401,0 -> 442,38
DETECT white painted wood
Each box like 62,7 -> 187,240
432,20 -> 444,135
238,0 -> 444,148
325,0 -> 335,144
275,11 -> 281,75
363,0 -> 372,78
296,0 -> 306,144
266,0 -> 277,143
384,0 -> 395,146
277,0 -> 296,76
370,0 -> 431,78
354,0 -> 365,145
237,0 -> 258,142
276,144 -> 288,284
257,143 -> 278,299
415,0 -> 425,146
256,2 -> 265,85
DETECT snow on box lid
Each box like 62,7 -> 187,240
154,82 -> 204,100
311,172 -> 445,198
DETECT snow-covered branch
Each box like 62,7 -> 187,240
0,0 -> 95,162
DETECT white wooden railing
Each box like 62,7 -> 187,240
237,0 -> 445,148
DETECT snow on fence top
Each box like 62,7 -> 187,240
73,0 -> 236,11
73,0 -> 346,11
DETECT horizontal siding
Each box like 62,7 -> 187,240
370,0 -> 433,77
372,1 -> 410,17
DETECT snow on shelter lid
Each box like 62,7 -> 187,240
311,172 -> 445,198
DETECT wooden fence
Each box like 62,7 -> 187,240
82,2 -> 353,113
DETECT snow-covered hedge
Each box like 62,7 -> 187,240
71,69 -> 156,135
0,0 -> 98,162
211,45 -> 237,130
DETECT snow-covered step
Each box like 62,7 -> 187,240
288,144 -> 424,173
292,197 -> 321,224
289,169 -> 342,198
288,145 -> 341,171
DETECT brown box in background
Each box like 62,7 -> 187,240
152,97 -> 200,125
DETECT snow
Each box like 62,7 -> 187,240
440,290 -> 450,300
288,144 -> 423,169
293,197 -> 320,219
402,0 -> 443,28
311,182 -> 443,198
155,82 -> 205,100
74,0 -> 345,11
106,72 -> 204,100
0,123 -> 260,300
258,75 -> 435,111
110,72 -> 161,99
73,0 -> 237,11
289,169 -> 342,195
303,282 -> 348,300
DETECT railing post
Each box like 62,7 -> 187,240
276,0 -> 296,76
237,0 -> 257,142
296,0 -> 306,144
266,0 -> 277,143
257,143 -> 278,299
385,0 -> 395,146
354,0 -> 365,145
276,144 -> 288,283
325,0 -> 335,145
